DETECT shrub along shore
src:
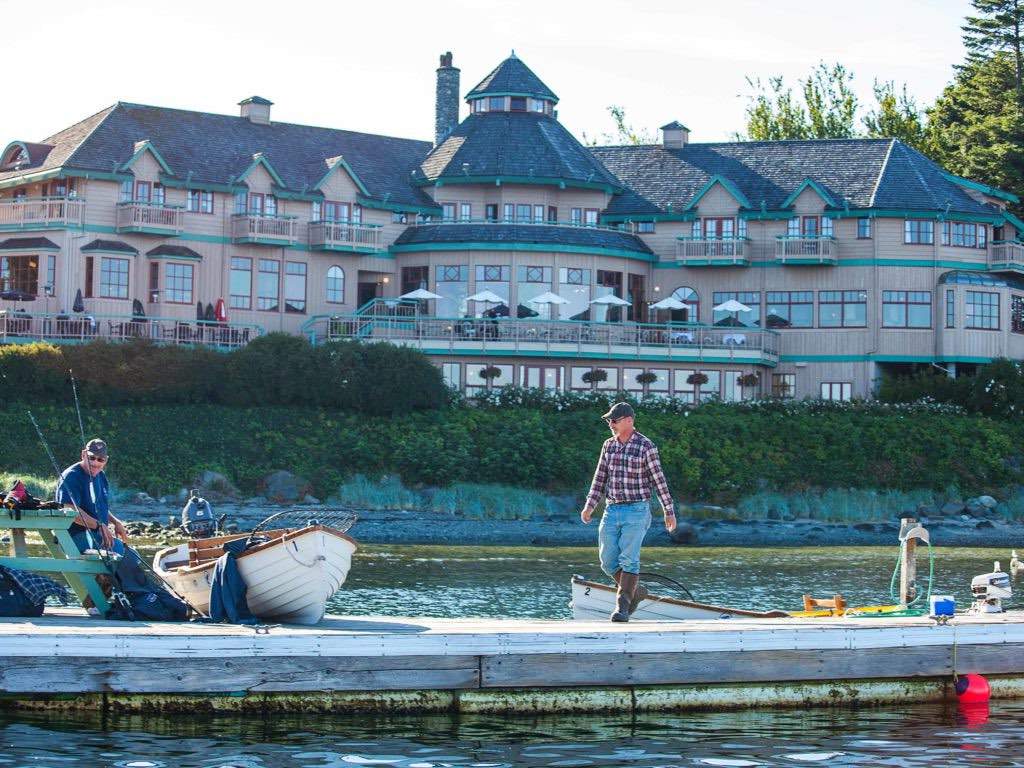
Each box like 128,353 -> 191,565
2,338 -> 1023,521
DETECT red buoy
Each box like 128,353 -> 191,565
955,673 -> 991,704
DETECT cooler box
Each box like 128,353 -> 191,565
929,595 -> 955,617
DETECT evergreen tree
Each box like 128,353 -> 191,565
926,52 -> 1024,209
962,0 -> 1024,109
863,81 -> 928,150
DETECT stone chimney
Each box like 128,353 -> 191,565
239,96 -> 273,125
661,121 -> 690,149
435,52 -> 460,146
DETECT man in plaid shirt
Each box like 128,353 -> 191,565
581,402 -> 676,622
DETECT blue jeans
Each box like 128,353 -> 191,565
598,501 -> 652,577
70,528 -> 128,558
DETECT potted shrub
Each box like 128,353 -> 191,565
479,365 -> 502,390
636,371 -> 658,386
582,368 -> 608,390
686,372 -> 709,387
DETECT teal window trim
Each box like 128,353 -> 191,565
1001,209 -> 1024,232
418,175 -> 622,195
313,156 -> 370,197
273,187 -> 323,202
780,178 -> 838,209
356,194 -> 442,216
159,175 -> 243,194
940,172 -> 1020,204
0,167 -> 134,190
463,91 -> 559,104
602,212 -> 697,224
685,175 -> 753,211
389,241 -> 655,262
119,141 -> 173,176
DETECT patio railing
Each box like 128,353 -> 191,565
0,197 -> 85,228
0,310 -> 263,348
302,313 -> 780,363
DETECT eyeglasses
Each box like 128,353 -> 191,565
605,417 -> 623,425
86,454 -> 107,464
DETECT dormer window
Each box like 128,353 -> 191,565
488,96 -> 505,111
1,145 -> 27,170
510,97 -> 527,112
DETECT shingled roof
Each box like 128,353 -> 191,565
418,112 -> 621,191
0,105 -> 117,183
465,54 -> 558,102
0,103 -> 436,209
393,223 -> 653,256
591,139 -> 1000,218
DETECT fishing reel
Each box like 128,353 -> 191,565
970,561 -> 1012,614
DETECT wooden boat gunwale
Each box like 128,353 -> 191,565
155,524 -> 358,578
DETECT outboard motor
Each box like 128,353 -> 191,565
181,489 -> 216,539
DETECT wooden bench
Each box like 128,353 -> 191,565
802,594 -> 847,614
0,507 -> 114,615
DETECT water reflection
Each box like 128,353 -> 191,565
3,702 -> 1024,767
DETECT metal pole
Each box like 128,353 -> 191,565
899,517 -> 918,605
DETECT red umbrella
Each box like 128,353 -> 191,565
215,298 -> 227,323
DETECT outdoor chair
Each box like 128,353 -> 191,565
802,594 -> 847,614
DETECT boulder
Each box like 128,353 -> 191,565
667,521 -> 698,545
193,470 -> 241,501
258,470 -> 313,504
964,502 -> 987,518
130,492 -> 156,505
979,495 -> 998,509
303,494 -> 321,505
976,520 -> 995,529
941,501 -> 966,517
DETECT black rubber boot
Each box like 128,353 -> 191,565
611,572 -> 638,622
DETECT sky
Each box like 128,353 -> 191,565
0,0 -> 974,147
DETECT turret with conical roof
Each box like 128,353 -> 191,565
465,51 -> 558,117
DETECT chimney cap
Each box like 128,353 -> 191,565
439,52 -> 456,69
660,120 -> 689,131
238,95 -> 273,106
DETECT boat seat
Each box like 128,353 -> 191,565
802,594 -> 846,613
187,528 -> 294,567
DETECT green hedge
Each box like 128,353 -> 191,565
879,359 -> 1024,417
1,401 -> 1019,501
0,336 -> 446,415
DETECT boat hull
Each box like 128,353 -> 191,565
570,576 -> 791,621
154,526 -> 357,625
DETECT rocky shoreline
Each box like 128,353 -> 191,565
117,502 -> 1024,549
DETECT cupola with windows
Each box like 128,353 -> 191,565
466,51 -> 558,116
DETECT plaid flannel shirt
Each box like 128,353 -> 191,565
585,431 -> 674,514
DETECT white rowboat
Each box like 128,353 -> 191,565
570,575 -> 791,621
153,525 -> 357,625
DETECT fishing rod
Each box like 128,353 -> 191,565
69,369 -> 86,446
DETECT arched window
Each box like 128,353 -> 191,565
671,286 -> 699,323
1,145 -> 27,170
326,265 -> 345,304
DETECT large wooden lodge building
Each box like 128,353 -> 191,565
2,52 -> 1023,400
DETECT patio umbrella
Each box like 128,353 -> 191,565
195,301 -> 204,321
399,288 -> 445,301
590,294 -> 631,306
465,289 -> 506,305
483,304 -> 511,318
205,303 -> 216,321
649,296 -> 686,310
132,299 -> 146,318
0,290 -> 35,302
515,304 -> 539,319
529,291 -> 570,306
713,299 -> 752,314
72,289 -> 84,313
215,298 -> 227,323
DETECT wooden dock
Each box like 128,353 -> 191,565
2,609 -> 1024,714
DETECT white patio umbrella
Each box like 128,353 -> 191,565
399,288 -> 445,301
529,291 -> 570,305
590,294 -> 631,306
712,298 -> 752,313
649,296 -> 686,310
465,289 -> 506,305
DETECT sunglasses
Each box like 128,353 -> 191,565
605,417 -> 624,425
86,454 -> 108,464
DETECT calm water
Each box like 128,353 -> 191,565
8,545 -> 1024,766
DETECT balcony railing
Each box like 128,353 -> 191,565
115,202 -> 185,236
990,241 -> 1024,273
0,310 -> 263,348
0,197 -> 84,229
675,237 -> 749,266
309,221 -> 384,252
775,236 -> 837,264
231,213 -> 298,245
302,313 -> 780,364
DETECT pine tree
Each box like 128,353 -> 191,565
962,0 -> 1024,109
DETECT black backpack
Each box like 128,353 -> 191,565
105,552 -> 189,622
0,570 -> 44,617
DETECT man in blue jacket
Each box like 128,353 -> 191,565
56,439 -> 131,555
